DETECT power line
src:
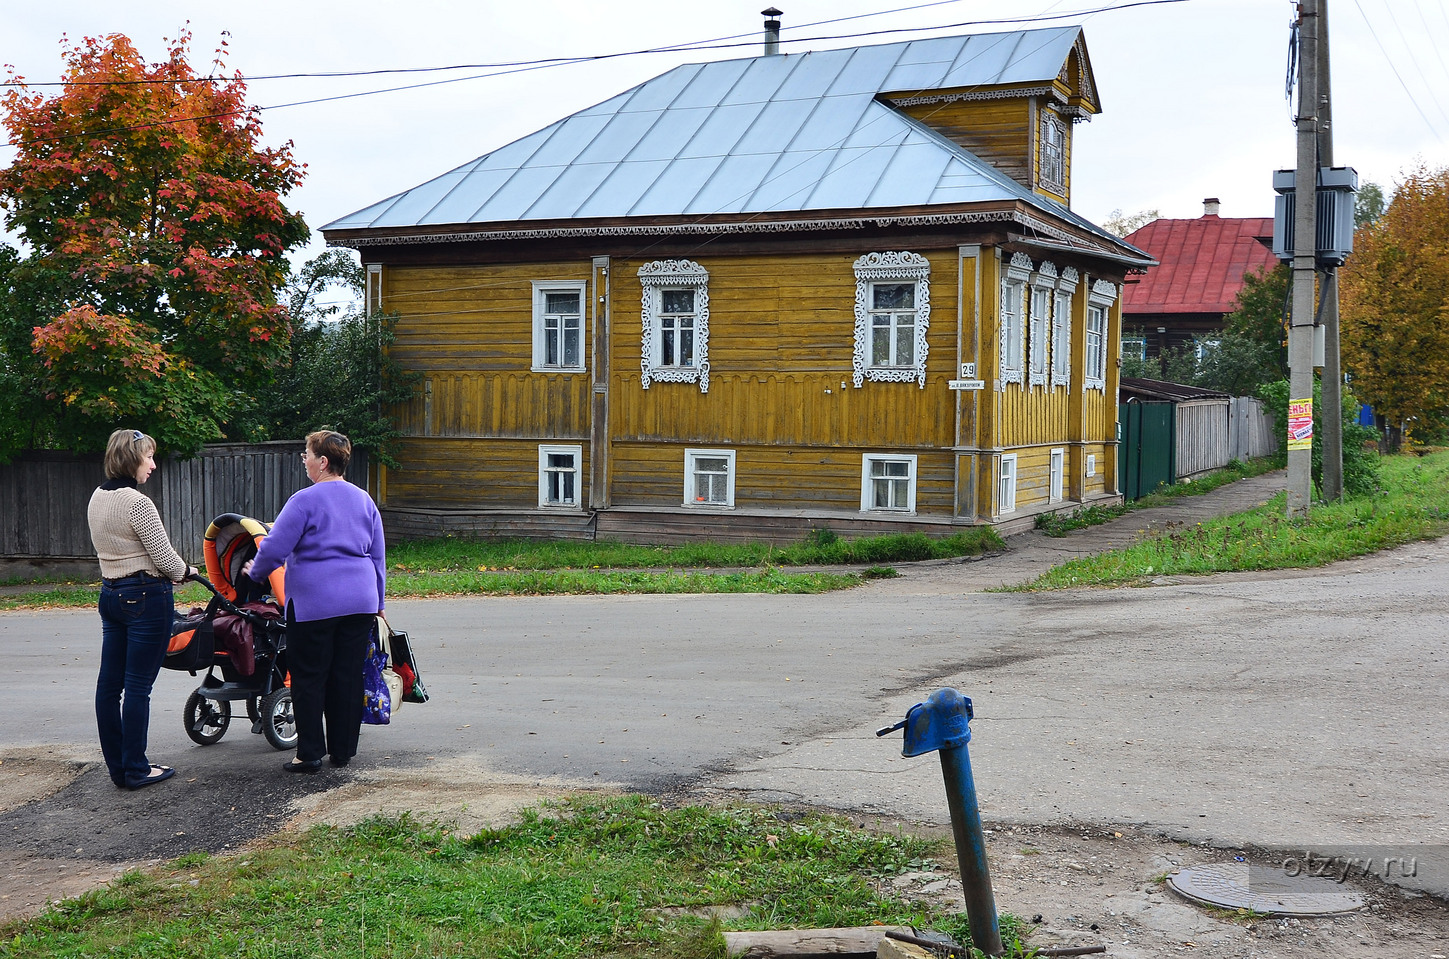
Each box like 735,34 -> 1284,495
1349,0 -> 1448,143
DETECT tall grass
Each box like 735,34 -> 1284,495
2,797 -> 1031,958
1023,452 -> 1449,589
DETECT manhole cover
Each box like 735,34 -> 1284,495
1166,862 -> 1366,917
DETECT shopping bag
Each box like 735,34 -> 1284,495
380,619 -> 430,705
361,631 -> 393,725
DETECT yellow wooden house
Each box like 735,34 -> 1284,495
323,25 -> 1154,543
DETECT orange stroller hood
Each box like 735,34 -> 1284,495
203,513 -> 286,607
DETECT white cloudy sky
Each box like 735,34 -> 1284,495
5,0 -> 1449,273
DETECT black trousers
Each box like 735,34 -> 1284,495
287,611 -> 372,763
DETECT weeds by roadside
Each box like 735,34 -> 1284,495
0,527 -> 1002,610
1021,452 -> 1449,590
1,797 -> 1031,958
1034,458 -> 1277,537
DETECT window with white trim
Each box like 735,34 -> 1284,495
365,264 -> 382,315
531,281 -> 586,371
538,445 -> 582,508
1040,113 -> 1066,195
853,252 -> 931,388
1121,333 -> 1146,361
1085,279 -> 1117,390
1051,266 -> 1077,388
1000,454 -> 1018,513
684,448 -> 735,508
1196,337 -> 1221,362
861,454 -> 917,513
999,253 -> 1032,385
1049,448 -> 1065,503
638,259 -> 710,392
1028,262 -> 1056,387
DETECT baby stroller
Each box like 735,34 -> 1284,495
165,513 -> 296,750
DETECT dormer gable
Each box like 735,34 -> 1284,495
879,31 -> 1100,206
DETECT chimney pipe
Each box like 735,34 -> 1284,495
762,7 -> 783,56
1203,197 -> 1221,217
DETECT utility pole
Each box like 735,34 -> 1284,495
1287,0 -> 1320,518
1318,0 -> 1344,501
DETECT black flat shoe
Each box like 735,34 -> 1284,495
126,764 -> 175,790
284,759 -> 323,774
329,756 -> 351,768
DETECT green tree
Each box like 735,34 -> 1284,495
0,31 -> 308,459
1341,164 -> 1449,441
257,251 -> 419,466
1222,262 -> 1291,383
1102,208 -> 1161,238
1354,180 -> 1387,228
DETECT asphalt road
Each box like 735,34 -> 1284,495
4,471 -> 1447,895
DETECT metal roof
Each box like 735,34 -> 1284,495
324,26 -> 1120,239
1122,215 -> 1278,315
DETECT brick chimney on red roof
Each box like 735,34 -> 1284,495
1203,197 -> 1221,217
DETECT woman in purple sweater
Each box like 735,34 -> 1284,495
244,430 -> 385,773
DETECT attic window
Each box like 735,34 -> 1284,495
1040,113 -> 1066,195
638,259 -> 710,392
852,252 -> 931,388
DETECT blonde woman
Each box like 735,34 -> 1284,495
87,429 -> 197,790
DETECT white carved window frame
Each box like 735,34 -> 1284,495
1039,111 -> 1066,195
638,259 -> 710,393
1028,261 -> 1056,388
1085,278 -> 1118,391
999,252 -> 1032,385
365,263 -> 382,315
1052,266 -> 1078,388
852,251 -> 931,389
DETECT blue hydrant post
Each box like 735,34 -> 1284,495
877,688 -> 1002,956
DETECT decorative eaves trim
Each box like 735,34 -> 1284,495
326,208 -> 1083,249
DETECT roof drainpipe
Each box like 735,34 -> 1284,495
762,7 -> 783,55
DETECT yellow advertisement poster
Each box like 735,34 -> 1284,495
1288,397 -> 1313,451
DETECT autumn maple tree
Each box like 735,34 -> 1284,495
0,30 -> 308,458
1340,163 -> 1449,441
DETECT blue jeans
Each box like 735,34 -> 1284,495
96,578 -> 173,786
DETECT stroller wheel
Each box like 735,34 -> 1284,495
260,687 -> 299,751
184,692 -> 231,745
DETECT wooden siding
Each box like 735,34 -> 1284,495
393,371 -> 592,439
384,437 -> 590,510
608,252 -> 959,450
899,98 -> 1032,187
608,443 -> 956,515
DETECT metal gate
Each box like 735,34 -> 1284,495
1118,401 -> 1175,500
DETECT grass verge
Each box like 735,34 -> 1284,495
0,528 -> 1001,610
1,796 -> 1031,959
1033,457 -> 1278,537
1020,451 -> 1449,590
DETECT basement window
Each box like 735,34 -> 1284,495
538,445 -> 583,509
684,448 -> 735,508
861,454 -> 917,513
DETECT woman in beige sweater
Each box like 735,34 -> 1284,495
87,429 -> 196,790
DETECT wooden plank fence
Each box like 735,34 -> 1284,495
1177,396 -> 1277,479
0,442 -> 369,568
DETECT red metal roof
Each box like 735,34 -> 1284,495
1120,215 -> 1278,315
